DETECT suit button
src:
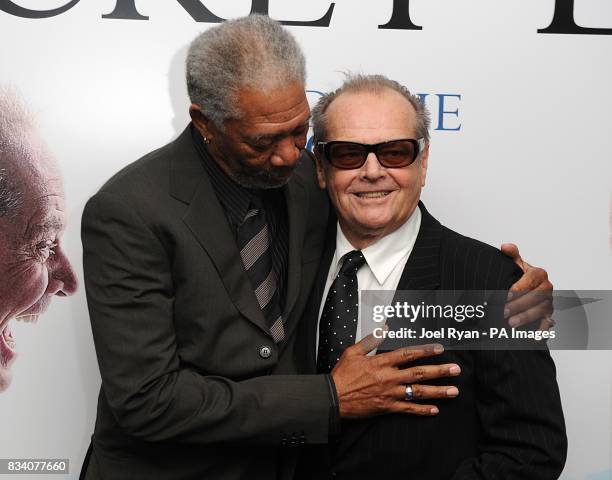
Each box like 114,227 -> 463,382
259,346 -> 273,359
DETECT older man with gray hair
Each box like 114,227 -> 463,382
0,89 -> 78,392
297,74 -> 566,479
80,15 -> 553,480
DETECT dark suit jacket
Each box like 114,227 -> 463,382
298,203 -> 567,480
80,126 -> 333,480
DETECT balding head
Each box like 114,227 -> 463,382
0,88 -> 63,220
0,89 -> 77,393
0,88 -> 32,219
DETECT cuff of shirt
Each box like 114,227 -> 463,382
325,374 -> 342,437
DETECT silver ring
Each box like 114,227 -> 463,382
404,384 -> 414,401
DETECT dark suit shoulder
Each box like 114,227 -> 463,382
86,126 -> 205,224
96,139 -> 176,204
82,130 -> 197,250
438,224 -> 521,290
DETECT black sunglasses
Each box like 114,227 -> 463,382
316,138 -> 425,170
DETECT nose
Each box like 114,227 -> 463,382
46,248 -> 78,297
360,152 -> 385,180
270,136 -> 301,167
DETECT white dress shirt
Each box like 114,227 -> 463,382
316,206 -> 422,356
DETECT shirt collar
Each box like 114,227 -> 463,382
334,205 -> 422,285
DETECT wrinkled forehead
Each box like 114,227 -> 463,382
326,90 -> 417,138
2,133 -> 64,198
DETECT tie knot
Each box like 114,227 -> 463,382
339,250 -> 366,275
243,196 -> 264,223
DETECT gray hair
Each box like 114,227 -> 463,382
312,74 -> 431,145
0,87 -> 31,218
0,169 -> 23,218
186,14 -> 306,129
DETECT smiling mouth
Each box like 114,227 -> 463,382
0,315 -> 40,366
2,326 -> 15,350
354,191 -> 392,199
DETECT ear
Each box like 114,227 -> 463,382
314,150 -> 327,190
419,143 -> 429,187
189,104 -> 217,141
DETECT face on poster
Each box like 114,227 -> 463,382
0,93 -> 78,393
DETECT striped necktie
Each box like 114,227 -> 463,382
237,197 -> 285,343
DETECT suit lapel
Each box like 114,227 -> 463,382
334,202 -> 444,460
279,175 -> 309,342
170,126 -> 269,336
302,203 -> 444,373
395,202 -> 442,291
301,211 -> 337,371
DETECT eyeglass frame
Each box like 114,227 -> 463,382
315,138 -> 426,170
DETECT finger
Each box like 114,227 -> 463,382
396,363 -> 461,384
349,325 -> 388,355
505,289 -> 553,319
537,315 -> 556,332
395,384 -> 459,400
508,267 -> 552,300
500,243 -> 530,274
389,401 -> 440,416
378,343 -> 444,367
508,300 -> 554,328
500,243 -> 523,268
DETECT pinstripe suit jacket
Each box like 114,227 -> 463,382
298,202 -> 567,480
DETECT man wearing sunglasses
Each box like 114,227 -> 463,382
297,74 -> 566,479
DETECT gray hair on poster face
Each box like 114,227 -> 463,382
185,14 -> 306,130
0,88 -> 31,218
0,169 -> 23,218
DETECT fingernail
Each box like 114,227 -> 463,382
508,317 -> 519,328
446,387 -> 459,397
449,365 -> 461,375
503,308 -> 510,318
430,407 -> 439,415
507,291 -> 514,300
434,344 -> 444,353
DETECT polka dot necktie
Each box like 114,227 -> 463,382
317,250 -> 367,374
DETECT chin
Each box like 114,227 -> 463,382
0,297 -> 50,393
355,217 -> 390,232
0,368 -> 12,393
235,173 -> 291,189
17,295 -> 51,320
232,164 -> 295,190
0,328 -> 16,393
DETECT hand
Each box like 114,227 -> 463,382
331,332 -> 461,418
500,243 -> 554,330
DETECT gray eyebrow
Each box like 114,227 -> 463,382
25,216 -> 64,240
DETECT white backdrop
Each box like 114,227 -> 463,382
1,1 -> 611,479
